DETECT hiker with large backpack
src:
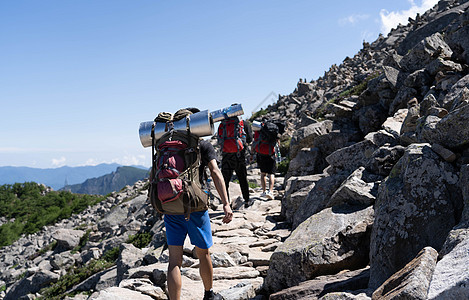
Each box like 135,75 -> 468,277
252,119 -> 282,200
217,109 -> 253,207
147,107 -> 232,300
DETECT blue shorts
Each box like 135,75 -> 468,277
164,210 -> 213,249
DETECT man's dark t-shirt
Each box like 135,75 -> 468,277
198,139 -> 217,184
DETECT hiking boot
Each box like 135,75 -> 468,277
265,190 -> 274,200
203,289 -> 214,300
260,191 -> 268,198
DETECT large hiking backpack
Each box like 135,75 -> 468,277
253,120 -> 279,155
217,117 -> 245,153
148,124 -> 208,219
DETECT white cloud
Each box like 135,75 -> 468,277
83,154 -> 149,167
380,0 -> 439,34
115,154 -> 148,166
339,14 -> 369,26
52,156 -> 66,167
84,158 -> 101,166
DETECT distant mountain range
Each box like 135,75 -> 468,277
62,166 -> 149,195
0,163 -> 149,190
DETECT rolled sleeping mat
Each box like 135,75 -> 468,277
211,103 -> 244,122
139,110 -> 214,148
252,121 -> 262,131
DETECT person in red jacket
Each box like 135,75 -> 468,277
251,120 -> 280,200
217,115 -> 253,206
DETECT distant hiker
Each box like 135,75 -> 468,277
148,107 -> 232,300
217,106 -> 253,207
252,119 -> 284,200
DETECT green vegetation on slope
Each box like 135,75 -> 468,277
0,182 -> 105,247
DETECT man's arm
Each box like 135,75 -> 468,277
244,120 -> 253,144
207,159 -> 233,224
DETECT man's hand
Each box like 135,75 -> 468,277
222,203 -> 233,224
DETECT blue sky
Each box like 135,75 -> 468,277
0,0 -> 438,168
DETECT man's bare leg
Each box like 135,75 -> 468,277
195,246 -> 213,292
168,245 -> 183,300
260,172 -> 267,192
269,173 -> 275,192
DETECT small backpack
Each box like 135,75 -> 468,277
148,122 -> 208,219
217,117 -> 245,153
253,120 -> 279,155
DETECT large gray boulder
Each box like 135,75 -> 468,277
119,278 -> 168,299
439,74 -> 469,110
398,21 -> 454,60
326,167 -> 377,208
371,247 -> 438,300
281,174 -> 324,223
98,204 -> 129,234
270,267 -> 370,300
420,102 -> 469,149
427,231 -> 469,299
357,104 -> 388,135
460,164 -> 469,224
326,140 -> 378,173
293,171 -> 349,229
286,147 -> 321,179
264,205 -> 374,293
369,144 -> 462,289
68,266 -> 118,294
4,270 -> 60,300
366,144 -> 406,177
89,286 -> 155,299
51,228 -> 85,250
116,243 -> 145,284
290,120 -> 333,159
442,2 -> 469,64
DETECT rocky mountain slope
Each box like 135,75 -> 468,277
1,0 -> 469,299
63,166 -> 149,195
0,163 -> 125,190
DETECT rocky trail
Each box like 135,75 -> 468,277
0,166 -> 290,300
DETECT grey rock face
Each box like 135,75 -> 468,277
281,174 -> 323,223
357,104 -> 388,135
326,140 -> 378,172
427,232 -> 469,299
270,268 -> 370,300
286,147 -> 320,179
4,270 -> 59,300
290,120 -> 333,159
116,243 -> 145,283
400,32 -> 453,73
292,171 -> 349,228
371,247 -> 438,300
51,228 -> 85,250
421,102 -> 469,148
366,144 -> 406,176
440,74 -> 469,110
446,4 -> 469,64
89,286 -> 155,299
397,5 -> 465,55
460,164 -> 469,224
369,144 -> 461,289
265,205 -> 374,293
327,167 -> 377,207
